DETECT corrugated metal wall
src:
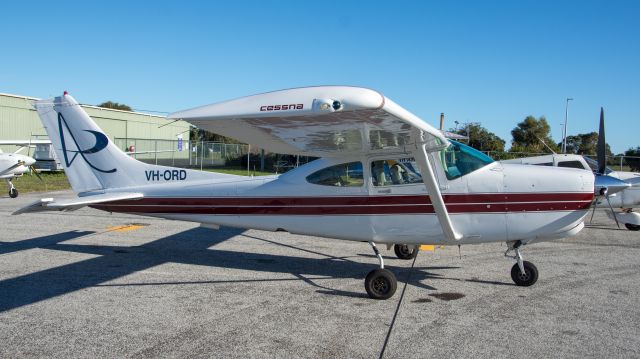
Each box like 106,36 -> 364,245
0,93 -> 191,153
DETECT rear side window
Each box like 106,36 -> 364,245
306,162 -> 363,187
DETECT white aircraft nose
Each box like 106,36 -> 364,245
17,155 -> 36,166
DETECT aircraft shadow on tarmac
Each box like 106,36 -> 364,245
0,227 -> 508,312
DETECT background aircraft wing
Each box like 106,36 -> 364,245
0,162 -> 22,176
169,86 -> 448,157
13,192 -> 144,215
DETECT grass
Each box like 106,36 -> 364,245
12,167 -> 279,194
12,172 -> 71,193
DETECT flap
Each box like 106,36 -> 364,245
169,86 -> 448,157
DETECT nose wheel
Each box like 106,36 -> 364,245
510,261 -> 538,286
365,242 -> 397,299
7,180 -> 18,198
506,241 -> 539,287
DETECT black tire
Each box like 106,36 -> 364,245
624,223 -> 640,231
394,244 -> 418,260
365,268 -> 397,300
511,261 -> 538,286
9,188 -> 18,198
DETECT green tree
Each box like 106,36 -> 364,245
451,122 -> 505,152
562,132 -> 612,156
97,101 -> 132,111
625,147 -> 640,171
510,115 -> 559,153
189,127 -> 241,143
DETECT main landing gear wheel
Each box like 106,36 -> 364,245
394,244 -> 418,260
9,187 -> 18,198
625,223 -> 640,231
365,241 -> 397,300
511,261 -> 538,286
365,268 -> 397,300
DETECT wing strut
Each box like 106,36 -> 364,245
412,130 -> 462,241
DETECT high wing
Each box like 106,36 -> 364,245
169,86 -> 448,157
13,192 -> 144,215
171,86 -> 461,241
0,140 -> 52,145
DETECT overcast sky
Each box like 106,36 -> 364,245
1,1 -> 638,153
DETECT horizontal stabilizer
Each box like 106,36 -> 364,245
12,192 -> 144,215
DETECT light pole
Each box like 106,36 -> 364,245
562,97 -> 573,153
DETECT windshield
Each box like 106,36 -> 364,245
439,140 -> 494,180
583,156 -> 613,174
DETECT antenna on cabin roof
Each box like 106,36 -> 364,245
536,135 -> 557,154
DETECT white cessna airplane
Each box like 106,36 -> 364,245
16,87 -> 597,299
0,146 -> 38,198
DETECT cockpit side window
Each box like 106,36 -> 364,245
306,162 -> 364,187
439,140 -> 494,180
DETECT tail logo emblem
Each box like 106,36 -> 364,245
58,112 -> 117,173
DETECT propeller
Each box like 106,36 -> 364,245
590,107 -> 630,228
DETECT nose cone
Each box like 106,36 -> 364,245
13,154 -> 36,167
595,174 -> 631,195
18,155 -> 36,166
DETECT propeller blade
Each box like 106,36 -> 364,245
597,107 -> 606,175
29,165 -> 43,181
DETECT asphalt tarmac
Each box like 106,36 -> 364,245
1,190 -> 639,358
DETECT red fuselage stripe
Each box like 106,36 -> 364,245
91,192 -> 594,215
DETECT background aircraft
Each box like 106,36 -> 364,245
16,88 -> 598,299
0,145 -> 38,198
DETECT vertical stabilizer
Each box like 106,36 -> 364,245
33,93 -> 147,193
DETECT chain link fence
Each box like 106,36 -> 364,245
114,138 -> 314,173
